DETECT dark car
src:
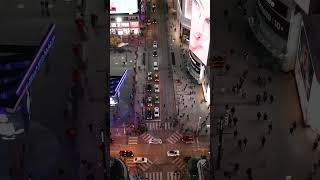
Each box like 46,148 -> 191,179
153,50 -> 158,57
147,84 -> 152,92
152,19 -> 157,24
119,150 -> 134,157
146,108 -> 153,120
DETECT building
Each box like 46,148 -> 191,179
176,0 -> 193,43
110,0 -> 141,35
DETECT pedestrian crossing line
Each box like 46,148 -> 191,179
125,158 -> 136,169
167,171 -> 181,180
166,131 -> 183,144
144,171 -> 163,180
140,132 -> 154,143
146,122 -> 174,131
128,136 -> 139,145
172,158 -> 187,170
137,159 -> 153,171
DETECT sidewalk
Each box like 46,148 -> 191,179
166,3 -> 210,136
211,0 -> 320,179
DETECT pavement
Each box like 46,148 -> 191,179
210,0 -> 320,179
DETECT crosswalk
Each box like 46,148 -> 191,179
144,172 -> 162,180
128,136 -> 139,145
125,158 -> 136,170
167,172 -> 182,180
137,159 -> 153,172
166,131 -> 183,144
140,132 -> 154,143
172,157 -> 187,170
146,122 -> 174,131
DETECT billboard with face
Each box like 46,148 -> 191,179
298,26 -> 314,100
189,0 -> 210,66
110,0 -> 139,14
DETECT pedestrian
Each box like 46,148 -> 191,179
225,64 -> 231,72
269,95 -> 274,104
40,1 -> 45,16
257,75 -> 261,85
246,168 -> 252,177
232,86 -> 236,94
225,104 -> 229,112
223,9 -> 229,17
256,94 -> 261,105
292,121 -> 297,130
313,141 -> 319,151
44,1 -> 50,16
238,139 -> 242,150
289,127 -> 294,135
257,112 -> 261,120
231,106 -> 235,116
233,117 -> 238,126
58,168 -> 65,176
88,123 -> 93,133
90,13 -> 98,28
263,92 -> 268,103
228,116 -> 232,127
234,163 -> 240,173
267,76 -> 272,83
261,136 -> 266,148
268,123 -> 272,134
243,137 -> 248,147
234,129 -> 238,139
263,113 -> 268,121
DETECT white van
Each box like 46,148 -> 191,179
153,61 -> 158,71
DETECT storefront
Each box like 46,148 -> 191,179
249,0 -> 302,72
294,15 -> 320,131
187,50 -> 206,84
110,20 -> 140,35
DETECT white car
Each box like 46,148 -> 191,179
153,61 -> 158,71
148,137 -> 162,144
154,107 -> 160,117
147,96 -> 153,107
147,72 -> 152,80
133,157 -> 148,163
154,84 -> 159,93
167,150 -> 180,157
153,41 -> 158,48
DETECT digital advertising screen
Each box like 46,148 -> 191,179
110,0 -> 139,14
189,0 -> 210,66
184,0 -> 193,19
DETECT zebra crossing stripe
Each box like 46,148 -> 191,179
166,131 -> 183,144
145,172 -> 162,180
167,172 -> 181,180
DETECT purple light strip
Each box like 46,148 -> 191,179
115,69 -> 128,93
16,24 -> 56,95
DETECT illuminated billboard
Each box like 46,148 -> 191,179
110,0 -> 139,14
189,0 -> 210,66
184,0 -> 193,19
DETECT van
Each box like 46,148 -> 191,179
153,61 -> 158,71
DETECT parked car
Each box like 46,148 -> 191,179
153,61 -> 158,70
154,84 -> 159,93
147,96 -> 153,107
153,50 -> 158,57
146,108 -> 153,120
182,135 -> 195,144
147,84 -> 152,92
147,72 -> 152,80
154,95 -> 160,104
146,19 -> 151,25
154,73 -> 159,82
167,150 -> 180,157
119,150 -> 134,157
154,107 -> 160,118
133,157 -> 148,163
148,137 -> 162,144
153,41 -> 158,48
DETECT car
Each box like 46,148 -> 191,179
152,19 -> 157,24
147,96 -> 153,107
133,157 -> 148,163
146,84 -> 152,92
152,3 -> 156,12
146,108 -> 153,120
148,137 -> 162,144
154,107 -> 160,118
154,95 -> 160,104
154,73 -> 159,82
154,84 -> 159,93
167,150 -> 180,157
182,135 -> 195,144
119,150 -> 134,157
153,50 -> 158,57
147,72 -> 152,80
153,61 -> 158,70
146,19 -> 151,25
153,41 -> 158,48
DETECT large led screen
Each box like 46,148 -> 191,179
110,0 -> 139,14
184,0 -> 193,19
189,0 -> 210,66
